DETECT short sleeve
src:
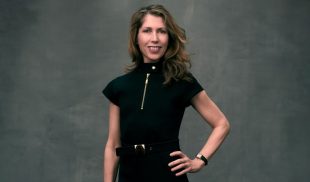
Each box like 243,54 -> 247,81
183,75 -> 204,107
102,80 -> 120,106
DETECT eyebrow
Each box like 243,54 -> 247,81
141,26 -> 167,29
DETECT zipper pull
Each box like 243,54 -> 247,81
140,73 -> 150,110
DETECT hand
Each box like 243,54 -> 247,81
168,151 -> 205,176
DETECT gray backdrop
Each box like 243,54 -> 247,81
1,0 -> 309,182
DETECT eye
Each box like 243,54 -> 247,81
158,29 -> 167,34
142,28 -> 151,33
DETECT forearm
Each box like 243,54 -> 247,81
199,118 -> 230,160
103,145 -> 119,182
168,119 -> 230,175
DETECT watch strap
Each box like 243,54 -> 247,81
196,153 -> 208,165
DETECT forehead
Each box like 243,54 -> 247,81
141,14 -> 166,28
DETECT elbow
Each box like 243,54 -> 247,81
223,118 -> 230,135
105,136 -> 121,150
216,118 -> 230,136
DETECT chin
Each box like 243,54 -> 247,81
144,53 -> 164,63
149,56 -> 163,61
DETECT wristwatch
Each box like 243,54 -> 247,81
196,153 -> 208,166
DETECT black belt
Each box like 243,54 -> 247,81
116,139 -> 180,156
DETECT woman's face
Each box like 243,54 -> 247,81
137,14 -> 169,63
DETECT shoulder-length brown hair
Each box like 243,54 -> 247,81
127,4 -> 192,84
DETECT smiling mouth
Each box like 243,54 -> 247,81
148,46 -> 161,52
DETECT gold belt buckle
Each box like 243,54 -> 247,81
134,144 -> 146,155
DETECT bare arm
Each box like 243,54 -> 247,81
169,90 -> 230,176
191,90 -> 230,160
103,102 -> 121,182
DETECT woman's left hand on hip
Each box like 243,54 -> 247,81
168,151 -> 205,176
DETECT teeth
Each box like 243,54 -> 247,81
149,46 -> 160,52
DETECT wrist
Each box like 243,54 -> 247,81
193,158 -> 205,168
195,153 -> 208,166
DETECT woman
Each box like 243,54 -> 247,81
103,4 -> 230,182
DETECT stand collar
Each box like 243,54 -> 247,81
137,60 -> 163,73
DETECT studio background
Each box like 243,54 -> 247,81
1,0 -> 309,182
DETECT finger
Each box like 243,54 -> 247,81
169,151 -> 185,157
168,158 -> 186,167
175,166 -> 192,176
171,162 -> 188,172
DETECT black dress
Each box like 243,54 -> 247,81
103,60 -> 203,182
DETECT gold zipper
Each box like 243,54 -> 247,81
140,73 -> 150,110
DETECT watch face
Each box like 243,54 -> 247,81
196,153 -> 208,165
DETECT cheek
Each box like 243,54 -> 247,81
138,38 -> 150,54
137,34 -> 142,45
161,35 -> 169,47
137,35 -> 145,50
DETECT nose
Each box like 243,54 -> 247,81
151,32 -> 159,42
